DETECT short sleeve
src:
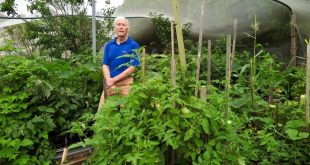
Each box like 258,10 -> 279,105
131,41 -> 140,67
102,43 -> 109,65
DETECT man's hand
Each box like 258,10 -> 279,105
106,77 -> 115,88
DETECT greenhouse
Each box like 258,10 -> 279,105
0,0 -> 310,164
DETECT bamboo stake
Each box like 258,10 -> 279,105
231,18 -> 238,73
225,34 -> 232,91
268,62 -> 273,104
225,34 -> 232,113
306,43 -> 310,129
290,14 -> 297,67
60,146 -> 68,165
250,57 -> 255,106
194,0 -> 206,97
171,0 -> 187,72
171,21 -> 176,86
206,40 -> 212,100
141,48 -> 146,83
207,40 -> 212,85
201,86 -> 207,101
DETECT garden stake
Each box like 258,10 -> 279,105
225,34 -> 232,113
306,42 -> 310,130
171,0 -> 187,72
226,34 -> 232,90
268,62 -> 274,104
207,40 -> 212,99
171,20 -> 176,87
141,48 -> 146,83
207,40 -> 212,85
290,14 -> 297,67
231,18 -> 238,73
60,146 -> 68,165
201,85 -> 207,101
194,0 -> 206,97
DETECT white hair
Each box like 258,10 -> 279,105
113,16 -> 130,27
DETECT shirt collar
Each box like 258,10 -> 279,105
112,37 -> 131,44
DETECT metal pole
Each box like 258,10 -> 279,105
92,0 -> 96,62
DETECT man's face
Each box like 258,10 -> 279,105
114,19 -> 129,37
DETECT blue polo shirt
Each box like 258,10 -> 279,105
102,37 -> 140,78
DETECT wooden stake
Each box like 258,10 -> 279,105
250,58 -> 255,107
225,34 -> 232,113
207,40 -> 212,85
306,44 -> 310,129
226,34 -> 232,91
268,62 -> 273,104
171,0 -> 187,72
231,18 -> 238,73
201,85 -> 207,101
171,21 -> 176,86
290,14 -> 297,67
141,48 -> 146,83
194,0 -> 206,97
60,147 -> 68,165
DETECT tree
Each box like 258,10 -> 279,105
0,0 -> 115,58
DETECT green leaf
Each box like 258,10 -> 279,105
81,63 -> 97,72
32,116 -> 46,123
8,139 -> 20,149
238,157 -> 246,165
42,81 -> 53,98
138,92 -> 148,98
208,139 -> 216,147
166,120 -> 181,133
172,116 -> 179,126
298,132 -> 310,139
285,128 -> 309,140
26,122 -> 34,131
184,128 -> 194,141
37,106 -> 55,113
39,132 -> 48,139
201,119 -> 210,134
17,154 -> 30,165
20,139 -> 33,147
286,119 -> 305,129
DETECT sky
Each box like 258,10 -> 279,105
0,0 -> 124,16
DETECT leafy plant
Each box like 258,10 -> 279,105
1,0 -> 115,58
285,120 -> 309,140
149,12 -> 192,53
83,75 -> 255,164
0,54 -> 102,164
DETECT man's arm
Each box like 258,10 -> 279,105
103,65 -> 135,88
112,66 -> 135,82
103,65 -> 113,88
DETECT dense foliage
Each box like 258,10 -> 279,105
0,1 -> 309,164
0,39 -> 309,165
0,55 -> 101,164
0,1 -> 113,164
149,12 -> 192,53
79,45 -> 310,164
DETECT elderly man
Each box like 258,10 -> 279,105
98,16 -> 140,110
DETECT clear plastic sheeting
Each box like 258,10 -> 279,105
0,19 -> 25,28
117,0 -> 290,39
0,0 -> 309,57
116,0 -> 310,58
278,0 -> 310,38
